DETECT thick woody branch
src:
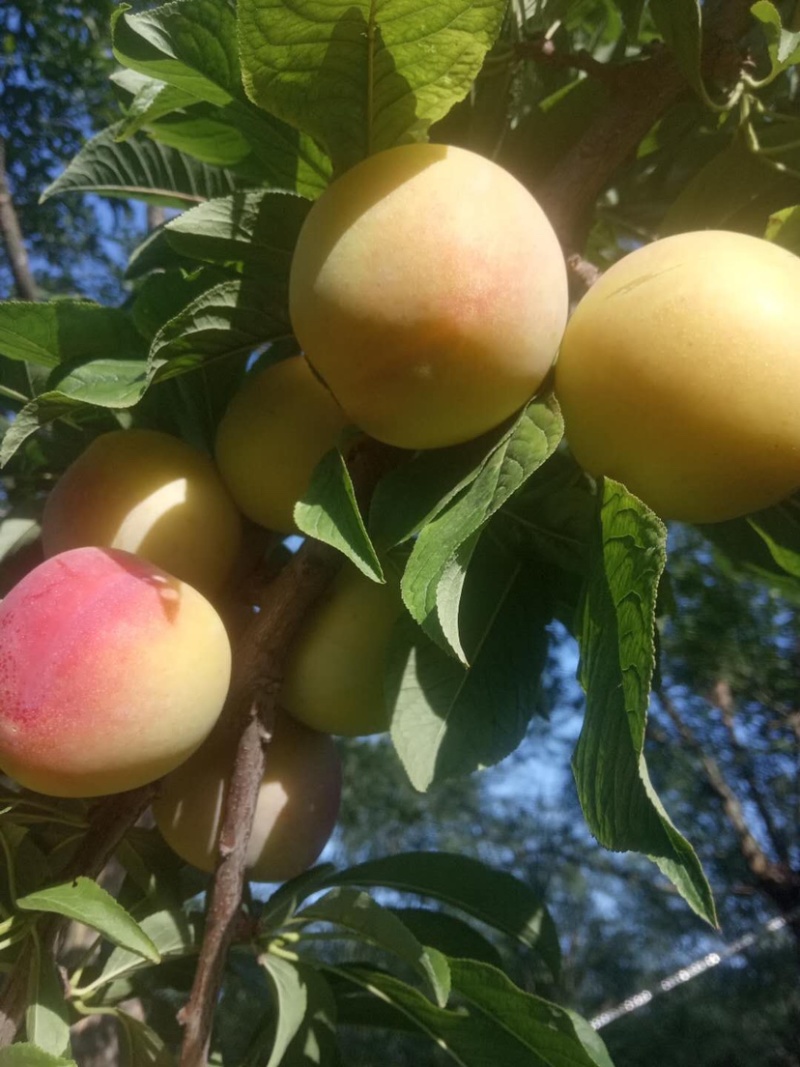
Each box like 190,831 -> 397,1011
178,437 -> 400,1067
0,139 -> 37,301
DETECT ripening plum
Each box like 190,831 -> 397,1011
42,429 -> 242,594
0,547 -> 231,798
215,355 -> 350,533
554,230 -> 800,523
289,143 -> 569,449
153,712 -> 342,883
281,564 -> 402,737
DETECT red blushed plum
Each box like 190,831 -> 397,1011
0,547 -> 232,798
153,713 -> 342,883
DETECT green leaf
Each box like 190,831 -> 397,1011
225,104 -> 333,198
389,542 -> 551,791
238,0 -> 508,172
118,1011 -> 177,1067
328,962 -> 598,1066
146,113 -> 253,167
113,0 -> 242,106
572,480 -> 716,925
260,955 -> 311,1067
747,498 -> 800,580
42,123 -> 239,207
389,908 -> 504,970
751,1 -> 800,80
369,432 -> 505,550
148,278 -> 289,380
165,189 -> 310,270
271,963 -> 338,1067
0,1047 -> 76,1067
298,887 -> 450,1006
766,204 -> 800,254
131,267 -> 234,341
401,397 -> 563,658
91,907 -> 195,990
325,852 -> 560,978
114,73 -> 199,139
0,302 -> 143,371
259,864 -> 338,934
26,946 -> 71,1059
650,0 -> 714,107
0,506 -> 41,564
1,358 -> 151,466
16,878 -> 161,962
295,448 -> 384,583
449,959 -> 612,1067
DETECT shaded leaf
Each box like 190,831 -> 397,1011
389,908 -> 504,970
26,946 -> 71,1059
0,302 -> 143,371
325,852 -> 560,977
572,480 -> 716,925
0,1047 -> 76,1067
751,1 -> 800,80
118,1011 -> 177,1067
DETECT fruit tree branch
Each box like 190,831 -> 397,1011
177,437 -> 400,1067
0,138 -> 37,301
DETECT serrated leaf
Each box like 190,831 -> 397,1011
165,189 -> 310,270
148,278 -> 289,380
369,433 -> 499,550
401,397 -> 563,657
390,544 -> 551,791
751,1 -> 800,79
113,0 -> 242,106
572,480 -> 716,925
0,1046 -> 76,1067
16,878 -> 161,962
295,448 -> 384,582
238,0 -> 508,172
26,946 -> 71,1059
118,1011 -> 177,1067
0,302 -> 143,370
298,887 -> 450,1006
131,267 -> 234,341
42,123 -> 239,207
325,852 -> 560,977
225,104 -> 333,198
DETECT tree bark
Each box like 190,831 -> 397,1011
0,139 -> 37,301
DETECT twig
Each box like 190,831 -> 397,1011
0,783 -> 157,1047
177,438 -> 400,1067
515,37 -> 623,84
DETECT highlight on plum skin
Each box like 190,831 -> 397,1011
41,428 -> 242,595
153,712 -> 342,883
0,546 -> 232,798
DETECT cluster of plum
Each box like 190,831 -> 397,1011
2,141 -> 799,884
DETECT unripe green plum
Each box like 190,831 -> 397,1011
0,547 -> 231,798
281,564 -> 402,737
554,230 -> 800,523
42,429 -> 242,594
153,712 -> 341,883
215,355 -> 350,533
289,143 -> 569,449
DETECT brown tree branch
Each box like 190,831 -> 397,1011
178,437 -> 401,1067
0,138 -> 37,301
0,783 -> 157,1047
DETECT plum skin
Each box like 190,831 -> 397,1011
0,547 -> 232,798
289,143 -> 569,450
281,564 -> 403,737
215,355 -> 350,534
42,428 -> 242,595
554,230 -> 800,523
153,712 -> 342,883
